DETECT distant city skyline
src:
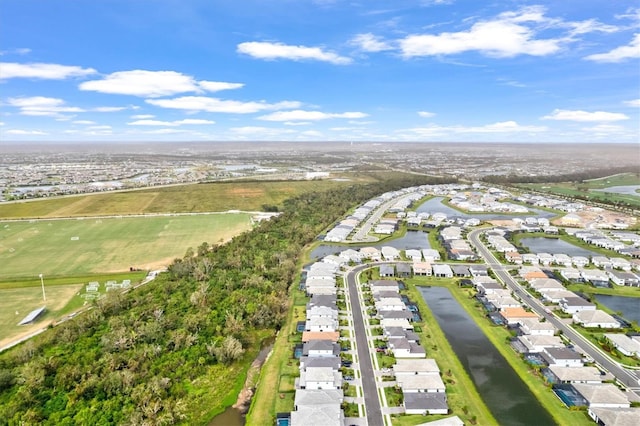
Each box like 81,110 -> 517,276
1,0 -> 639,143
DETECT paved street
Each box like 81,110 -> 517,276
468,228 -> 640,394
345,265 -> 384,426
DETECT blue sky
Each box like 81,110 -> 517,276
1,0 -> 639,143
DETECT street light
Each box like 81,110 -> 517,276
39,273 -> 46,302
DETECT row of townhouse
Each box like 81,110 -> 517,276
368,279 -> 450,416
440,226 -> 477,261
291,266 -> 345,425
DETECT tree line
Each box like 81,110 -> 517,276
0,175 -> 450,425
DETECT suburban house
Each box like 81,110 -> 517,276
299,356 -> 341,371
588,407 -> 640,426
403,393 -> 449,415
592,256 -> 612,269
529,278 -> 565,293
360,246 -> 382,261
505,251 -> 523,264
572,310 -> 621,329
517,334 -> 565,353
499,307 -> 539,326
302,340 -> 341,358
475,280 -> 504,295
541,347 -> 584,367
610,257 -> 632,271
541,289 -> 579,304
381,246 -> 401,261
451,265 -> 470,277
306,305 -> 338,320
405,249 -> 422,262
302,331 -> 340,345
607,270 -> 640,287
604,334 -> 640,358
572,256 -> 590,268
298,367 -> 342,390
396,374 -> 446,393
392,358 -> 440,376
304,316 -> 338,332
522,253 -> 539,265
519,318 -> 556,336
422,248 -> 441,262
581,269 -> 611,287
560,296 -> 596,314
388,337 -> 427,358
384,326 -> 420,342
537,253 -> 554,266
572,383 -> 630,408
545,366 -> 609,384
468,265 -> 489,277
370,280 -> 400,293
396,263 -> 412,278
553,253 -> 573,267
560,268 -> 584,283
375,297 -> 407,312
432,264 -> 453,278
412,262 -> 432,276
381,318 -> 413,330
290,401 -> 344,426
379,265 -> 395,277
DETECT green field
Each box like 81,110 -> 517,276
0,214 -> 251,279
517,172 -> 640,209
0,177 -> 383,219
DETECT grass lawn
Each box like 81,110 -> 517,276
566,282 -> 640,299
0,283 -> 82,347
409,278 -> 592,426
0,214 -> 251,279
0,175 -> 389,219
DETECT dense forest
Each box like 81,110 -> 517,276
0,175 -> 448,425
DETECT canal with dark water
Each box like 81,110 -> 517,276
419,286 -> 556,426
593,294 -> 640,323
519,237 -> 599,258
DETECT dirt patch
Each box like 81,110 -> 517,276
226,187 -> 265,198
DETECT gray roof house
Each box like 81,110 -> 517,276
379,264 -> 395,277
541,347 -> 583,367
404,392 -> 449,415
546,366 -> 609,384
572,383 -> 630,408
588,407 -> 640,426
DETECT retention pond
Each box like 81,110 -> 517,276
419,286 -> 556,426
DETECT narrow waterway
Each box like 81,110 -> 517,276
593,294 -> 640,323
419,286 -> 556,426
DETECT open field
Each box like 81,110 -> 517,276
0,173 -> 394,219
0,284 -> 82,347
0,214 -> 251,279
517,172 -> 640,209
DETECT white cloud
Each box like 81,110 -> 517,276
0,62 -> 96,79
582,124 -> 625,133
350,33 -> 393,52
399,6 -> 568,58
5,129 -> 47,135
402,120 -> 547,137
72,120 -> 96,125
417,111 -> 436,118
237,41 -> 352,64
127,118 -> 214,126
131,114 -> 155,119
584,33 -> 640,62
542,109 -> 629,122
93,106 -> 128,112
0,48 -> 31,56
80,70 -> 200,97
198,81 -> 244,92
284,121 -> 312,126
566,19 -> 619,37
146,96 -> 301,114
7,96 -> 84,117
229,126 -> 296,137
258,110 -> 368,121
0,121 -> 4,126
87,125 -> 112,130
138,128 -> 186,135
624,99 -> 640,107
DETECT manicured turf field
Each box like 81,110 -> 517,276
0,213 -> 251,279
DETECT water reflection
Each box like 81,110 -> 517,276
416,197 -> 555,220
594,294 -> 640,323
310,230 -> 432,259
519,237 -> 598,257
419,286 -> 555,426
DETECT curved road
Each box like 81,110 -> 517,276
467,228 -> 640,393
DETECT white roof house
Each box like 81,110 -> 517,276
519,318 -> 556,336
299,367 -> 342,390
573,310 -> 621,329
573,383 -> 630,408
397,374 -> 446,393
604,334 -> 640,358
588,407 -> 640,426
517,334 -> 564,353
432,264 -> 453,278
405,249 -> 422,262
422,249 -> 441,261
393,358 -> 440,376
381,246 -> 401,261
547,366 -> 608,384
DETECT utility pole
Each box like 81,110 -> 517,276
39,273 -> 46,302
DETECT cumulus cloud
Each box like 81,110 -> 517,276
0,62 -> 96,79
258,110 -> 368,121
80,70 -> 200,97
237,41 -> 352,64
403,120 -> 547,137
400,7 -> 564,58
93,106 -> 128,112
7,96 -> 84,117
417,111 -> 436,118
72,120 -> 96,125
542,109 -> 629,122
131,114 -> 155,119
584,34 -> 640,62
127,118 -> 215,126
350,33 -> 393,52
5,129 -> 47,135
198,81 -> 244,92
146,96 -> 301,114
624,99 -> 640,107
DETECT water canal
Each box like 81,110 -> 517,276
593,294 -> 640,324
419,286 -> 556,426
518,237 -> 599,258
416,197 -> 556,220
310,230 -> 432,259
